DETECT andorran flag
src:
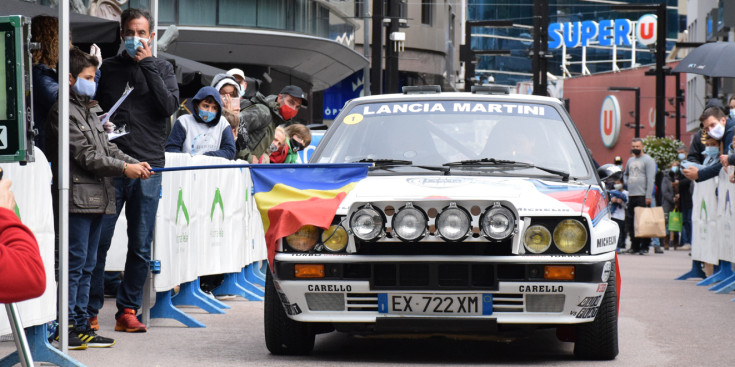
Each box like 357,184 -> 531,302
250,164 -> 369,267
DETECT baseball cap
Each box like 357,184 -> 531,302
280,85 -> 308,107
614,156 -> 622,165
227,68 -> 246,81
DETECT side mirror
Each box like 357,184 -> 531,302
598,163 -> 622,183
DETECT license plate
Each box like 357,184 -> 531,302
378,293 -> 493,315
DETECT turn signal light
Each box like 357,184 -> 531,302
544,265 -> 575,280
294,264 -> 325,278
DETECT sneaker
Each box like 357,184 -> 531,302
115,308 -> 147,333
53,329 -> 87,350
77,328 -> 115,348
215,294 -> 236,300
89,316 -> 99,331
654,247 -> 664,254
678,243 -> 692,251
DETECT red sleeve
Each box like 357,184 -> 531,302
0,207 -> 46,303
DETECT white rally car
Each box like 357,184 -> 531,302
265,86 -> 621,360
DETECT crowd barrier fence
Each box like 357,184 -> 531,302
680,166 -> 735,300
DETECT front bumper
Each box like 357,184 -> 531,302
272,252 -> 615,326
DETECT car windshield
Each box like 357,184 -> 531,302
314,100 -> 590,178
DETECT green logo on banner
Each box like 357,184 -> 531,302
176,188 -> 189,225
700,199 -> 707,222
14,204 -> 20,220
211,188 -> 224,221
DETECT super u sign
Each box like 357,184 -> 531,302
548,14 -> 657,49
599,96 -> 621,148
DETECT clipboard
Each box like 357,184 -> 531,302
101,83 -> 134,125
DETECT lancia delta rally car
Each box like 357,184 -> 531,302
265,86 -> 622,360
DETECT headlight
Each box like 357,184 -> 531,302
524,225 -> 552,254
392,203 -> 427,241
553,219 -> 587,253
286,225 -> 319,252
350,205 -> 384,241
322,225 -> 348,252
436,204 -> 471,241
481,205 -> 515,240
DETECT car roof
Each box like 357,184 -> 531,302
348,92 -> 565,106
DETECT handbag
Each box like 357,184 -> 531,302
634,206 -> 666,238
667,210 -> 683,232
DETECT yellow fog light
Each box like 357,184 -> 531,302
322,225 -> 348,252
286,225 -> 319,252
524,225 -> 552,254
553,219 -> 587,254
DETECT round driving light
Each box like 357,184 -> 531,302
392,204 -> 427,241
481,206 -> 515,240
524,225 -> 552,254
553,219 -> 588,254
350,206 -> 384,241
322,225 -> 348,252
286,225 -> 319,252
436,205 -> 471,241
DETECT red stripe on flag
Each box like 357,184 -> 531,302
265,192 -> 347,267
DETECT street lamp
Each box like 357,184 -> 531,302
609,86 -> 641,138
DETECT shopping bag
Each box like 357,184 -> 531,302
634,206 -> 666,238
667,210 -> 683,232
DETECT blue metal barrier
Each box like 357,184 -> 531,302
0,325 -> 84,367
149,290 -> 205,328
675,260 -> 707,280
697,261 -> 733,286
171,278 -> 229,313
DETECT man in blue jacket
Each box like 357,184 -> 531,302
165,86 -> 236,159
88,8 -> 179,333
683,107 -> 735,183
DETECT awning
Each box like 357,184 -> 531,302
163,26 -> 369,91
157,51 -> 226,87
1,0 -> 119,43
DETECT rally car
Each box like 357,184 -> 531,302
264,86 -> 621,360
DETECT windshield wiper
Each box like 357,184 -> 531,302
443,158 -> 570,181
443,158 -> 517,166
353,158 -> 413,166
353,159 -> 450,174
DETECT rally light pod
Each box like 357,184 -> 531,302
350,204 -> 385,241
392,203 -> 428,241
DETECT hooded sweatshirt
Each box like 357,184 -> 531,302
165,86 -> 235,159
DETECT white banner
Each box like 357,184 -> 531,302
0,148 -> 56,334
104,153 -> 265,292
691,178 -> 720,264
716,168 -> 735,263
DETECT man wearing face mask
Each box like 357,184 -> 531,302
623,138 -> 656,255
46,47 -> 152,348
89,8 -> 179,333
682,107 -> 735,182
237,85 -> 308,163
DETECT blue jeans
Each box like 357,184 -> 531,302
68,213 -> 103,329
680,207 -> 693,245
87,174 -> 162,319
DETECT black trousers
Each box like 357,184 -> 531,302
626,196 -> 651,252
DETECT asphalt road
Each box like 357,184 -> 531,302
2,248 -> 734,366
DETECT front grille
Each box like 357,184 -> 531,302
305,293 -> 345,311
367,263 -> 498,290
346,293 -> 379,312
344,292 -> 525,313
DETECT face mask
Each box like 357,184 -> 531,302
279,104 -> 298,120
268,143 -> 278,153
703,146 -> 719,157
709,123 -> 725,140
671,166 -> 679,173
290,139 -> 305,152
198,109 -> 216,123
124,36 -> 148,57
72,77 -> 96,97
239,84 -> 246,98
631,149 -> 642,156
613,183 -> 623,190
678,153 -> 686,160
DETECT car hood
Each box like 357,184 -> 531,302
337,175 -> 607,221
